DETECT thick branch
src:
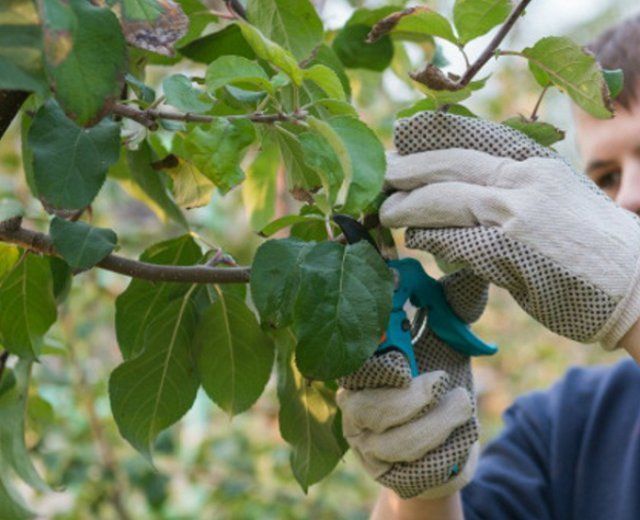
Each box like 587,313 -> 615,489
0,225 -> 251,284
112,104 -> 306,128
457,0 -> 533,88
0,90 -> 29,140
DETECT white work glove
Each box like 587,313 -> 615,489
338,269 -> 486,499
381,111 -> 640,350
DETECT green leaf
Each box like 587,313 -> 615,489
307,99 -> 358,117
28,99 -> 120,210
417,76 -> 488,105
258,214 -> 324,238
303,65 -> 347,101
293,241 -> 393,380
205,55 -> 273,95
115,235 -> 202,359
250,238 -> 315,329
39,0 -> 126,125
306,44 -> 351,100
109,292 -> 199,459
179,24 -> 255,64
162,74 -> 212,114
236,20 -> 303,85
119,0 -> 188,56
275,329 -> 348,492
166,158 -> 215,209
0,18 -> 47,94
298,127 -> 344,206
0,245 -> 20,282
397,99 -> 476,118
124,143 -> 188,227
0,468 -> 32,520
246,0 -> 322,61
502,116 -> 565,147
453,0 -> 512,45
0,360 -> 48,492
603,68 -> 624,100
392,9 -> 458,44
324,116 -> 386,214
273,126 -> 321,193
49,217 -> 117,270
48,256 -> 72,303
333,24 -> 393,72
242,138 -> 278,231
521,36 -> 614,119
0,254 -> 57,359
196,289 -> 274,415
178,119 -> 256,194
125,73 -> 156,104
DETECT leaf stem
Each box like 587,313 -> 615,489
530,85 -> 549,121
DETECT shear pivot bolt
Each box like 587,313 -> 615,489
401,319 -> 411,332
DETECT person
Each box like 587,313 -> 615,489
336,14 -> 640,520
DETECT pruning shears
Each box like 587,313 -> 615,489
333,215 -> 497,377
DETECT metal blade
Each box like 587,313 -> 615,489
332,214 -> 381,254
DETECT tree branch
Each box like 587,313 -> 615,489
0,90 -> 29,141
0,224 -> 252,284
457,0 -> 533,88
112,104 -> 306,128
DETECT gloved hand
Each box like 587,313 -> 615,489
381,111 -> 640,350
337,269 -> 486,499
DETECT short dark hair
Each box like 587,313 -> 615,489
587,14 -> 640,110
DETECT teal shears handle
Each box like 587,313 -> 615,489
378,258 -> 497,377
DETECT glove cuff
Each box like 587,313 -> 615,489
416,442 -> 480,500
599,257 -> 640,350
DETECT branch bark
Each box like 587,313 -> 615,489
0,90 -> 29,141
0,224 -> 252,284
457,0 -> 533,88
112,104 -> 306,129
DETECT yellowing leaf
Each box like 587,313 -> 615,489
521,36 -> 614,119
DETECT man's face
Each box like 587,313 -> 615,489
575,96 -> 640,215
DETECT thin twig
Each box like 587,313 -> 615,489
112,104 -> 306,128
457,0 -> 533,88
530,85 -> 549,120
0,224 -> 252,284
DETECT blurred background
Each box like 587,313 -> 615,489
1,0 -> 638,517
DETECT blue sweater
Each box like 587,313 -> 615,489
462,360 -> 640,520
